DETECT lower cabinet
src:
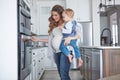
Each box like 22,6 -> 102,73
30,47 -> 46,80
80,48 -> 92,80
80,47 -> 120,80
103,49 -> 120,77
80,48 -> 101,80
32,57 -> 37,80
24,46 -> 57,80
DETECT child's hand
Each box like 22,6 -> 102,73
64,37 -> 71,45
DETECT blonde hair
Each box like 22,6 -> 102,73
63,8 -> 74,18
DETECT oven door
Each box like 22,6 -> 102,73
19,0 -> 31,35
20,34 -> 32,80
18,0 -> 32,80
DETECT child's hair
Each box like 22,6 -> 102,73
63,8 -> 74,18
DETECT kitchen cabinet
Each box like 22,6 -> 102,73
80,47 -> 120,80
66,0 -> 92,22
31,47 -> 45,80
103,49 -> 120,77
80,48 -> 100,80
31,0 -> 39,34
31,49 -> 37,80
80,48 -> 92,80
36,48 -> 45,80
91,49 -> 101,80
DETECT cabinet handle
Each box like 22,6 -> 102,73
33,60 -> 36,66
86,56 -> 89,63
33,53 -> 35,55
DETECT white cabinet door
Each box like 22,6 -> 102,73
32,58 -> 37,80
31,49 -> 38,80
66,0 -> 92,22
31,0 -> 41,35
31,48 -> 46,80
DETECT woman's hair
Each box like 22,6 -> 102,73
48,5 -> 64,33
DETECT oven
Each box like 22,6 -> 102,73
19,35 -> 32,80
18,0 -> 32,80
19,0 -> 31,34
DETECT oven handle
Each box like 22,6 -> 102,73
21,7 -> 31,19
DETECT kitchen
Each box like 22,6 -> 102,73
0,0 -> 120,80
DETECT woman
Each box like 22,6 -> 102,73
31,5 -> 80,80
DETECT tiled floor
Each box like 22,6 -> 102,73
40,70 -> 83,80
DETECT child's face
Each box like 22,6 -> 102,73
62,12 -> 71,22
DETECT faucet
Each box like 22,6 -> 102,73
100,28 -> 113,46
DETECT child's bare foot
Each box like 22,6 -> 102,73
78,58 -> 83,68
68,54 -> 73,63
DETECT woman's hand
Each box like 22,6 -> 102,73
31,36 -> 39,42
64,37 -> 72,46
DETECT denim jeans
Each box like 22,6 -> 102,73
54,52 -> 71,80
60,40 -> 80,58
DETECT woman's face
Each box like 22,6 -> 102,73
52,11 -> 61,22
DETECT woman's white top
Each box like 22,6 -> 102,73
51,27 -> 63,52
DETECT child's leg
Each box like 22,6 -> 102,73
67,54 -> 73,63
69,40 -> 80,58
77,57 -> 83,68
60,40 -> 70,56
69,40 -> 83,67
59,40 -> 73,63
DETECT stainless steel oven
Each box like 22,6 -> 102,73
19,35 -> 32,80
19,0 -> 31,34
18,0 -> 32,80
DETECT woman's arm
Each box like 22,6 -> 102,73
31,36 -> 48,43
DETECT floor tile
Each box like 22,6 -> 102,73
40,70 -> 83,80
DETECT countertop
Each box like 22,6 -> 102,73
32,46 -> 48,49
98,74 -> 120,80
80,46 -> 120,49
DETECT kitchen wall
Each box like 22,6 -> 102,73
91,0 -> 101,46
0,0 -> 18,80
100,17 -> 108,35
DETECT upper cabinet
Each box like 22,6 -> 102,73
66,0 -> 92,22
